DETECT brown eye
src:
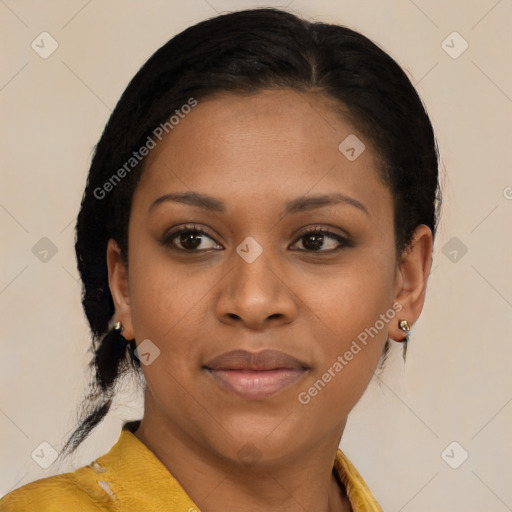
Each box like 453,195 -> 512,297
291,228 -> 351,252
161,225 -> 223,252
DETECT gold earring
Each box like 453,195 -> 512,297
113,321 -> 123,333
398,320 -> 411,363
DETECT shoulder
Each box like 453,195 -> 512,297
334,449 -> 383,512
0,466 -> 114,512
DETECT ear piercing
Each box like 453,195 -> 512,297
398,319 -> 411,363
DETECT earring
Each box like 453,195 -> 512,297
398,320 -> 411,363
112,321 -> 128,344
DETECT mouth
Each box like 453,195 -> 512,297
203,349 -> 309,400
206,368 -> 308,400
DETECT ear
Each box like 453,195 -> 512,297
106,238 -> 135,340
389,225 -> 433,341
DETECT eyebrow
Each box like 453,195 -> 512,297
149,191 -> 369,216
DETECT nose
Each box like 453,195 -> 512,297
215,246 -> 298,330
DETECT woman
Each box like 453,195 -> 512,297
0,7 -> 439,512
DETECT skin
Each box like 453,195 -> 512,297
107,88 -> 433,512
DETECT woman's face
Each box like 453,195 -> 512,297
109,88 -> 430,465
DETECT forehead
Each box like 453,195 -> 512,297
135,88 -> 390,219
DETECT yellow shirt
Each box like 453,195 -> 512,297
0,421 -> 382,511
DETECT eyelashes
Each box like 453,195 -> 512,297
295,226 -> 352,252
161,224 -> 222,252
160,223 -> 353,254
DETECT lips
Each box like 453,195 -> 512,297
204,349 -> 309,400
205,349 -> 308,371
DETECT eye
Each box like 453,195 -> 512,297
290,226 -> 351,252
161,224 -> 351,253
161,224 -> 223,252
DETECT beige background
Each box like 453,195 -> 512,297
1,1 -> 511,510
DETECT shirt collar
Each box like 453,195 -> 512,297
87,420 -> 381,511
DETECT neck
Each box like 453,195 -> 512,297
133,409 -> 352,512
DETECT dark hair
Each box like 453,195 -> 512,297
61,7 -> 440,457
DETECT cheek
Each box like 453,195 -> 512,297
296,251 -> 396,412
298,245 -> 396,343
296,302 -> 391,422
324,269 -> 395,347
126,242 -> 222,380
127,235 -> 203,333
127,262 -> 198,396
